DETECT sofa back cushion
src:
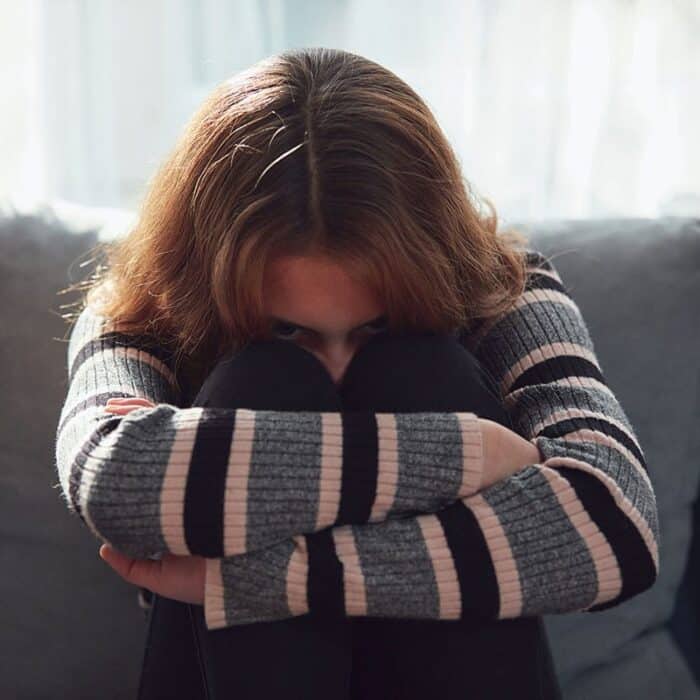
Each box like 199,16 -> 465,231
514,217 -> 700,698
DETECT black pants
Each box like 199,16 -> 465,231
137,331 -> 562,700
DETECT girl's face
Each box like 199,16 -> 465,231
262,253 -> 388,386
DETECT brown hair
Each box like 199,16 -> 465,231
59,46 -> 530,397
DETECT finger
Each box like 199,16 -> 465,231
106,397 -> 155,406
103,406 -> 133,415
99,544 -> 161,589
104,400 -> 155,415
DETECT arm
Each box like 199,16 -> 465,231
200,249 -> 660,630
55,304 -> 486,559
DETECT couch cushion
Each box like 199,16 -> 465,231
511,216 -> 700,697
0,207 -> 148,699
2,205 -> 698,698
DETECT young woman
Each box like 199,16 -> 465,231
55,47 -> 659,699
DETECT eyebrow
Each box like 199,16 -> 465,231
270,314 -> 387,333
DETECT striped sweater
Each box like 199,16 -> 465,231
54,249 -> 660,630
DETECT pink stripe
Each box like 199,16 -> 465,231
512,287 -> 579,317
59,349 -> 180,464
316,413 -> 343,530
463,492 -> 522,617
160,414 -> 200,555
203,558 -> 227,630
370,414 -> 400,521
500,339 -> 601,398
456,412 -> 484,496
539,467 -> 622,607
529,407 -> 651,491
59,396 -> 128,439
333,526 -> 365,615
82,313 -> 177,390
286,534 -> 310,616
504,375 -> 617,412
530,267 -> 563,284
416,515 -> 461,618
531,407 -> 640,455
460,263 -> 562,350
124,347 -> 179,390
62,345 -> 178,421
539,456 -> 659,575
223,408 -> 255,555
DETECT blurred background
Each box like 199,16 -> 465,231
1,2 -> 699,699
2,0 -> 699,236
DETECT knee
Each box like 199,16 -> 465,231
339,331 -> 512,428
191,338 -> 341,412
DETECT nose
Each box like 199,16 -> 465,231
313,341 -> 359,386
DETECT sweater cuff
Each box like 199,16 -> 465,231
456,412 -> 484,495
203,557 -> 227,630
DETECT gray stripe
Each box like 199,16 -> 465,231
391,413 -> 463,515
245,411 -> 324,552
88,405 -> 177,558
481,464 -> 598,615
478,297 -> 593,383
353,517 -> 440,618
221,539 -> 296,625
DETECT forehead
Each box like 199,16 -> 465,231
262,254 -> 384,329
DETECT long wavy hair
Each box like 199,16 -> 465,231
59,46 -> 530,399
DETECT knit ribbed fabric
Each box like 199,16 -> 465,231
54,249 -> 660,631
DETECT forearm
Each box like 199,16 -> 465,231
200,251 -> 660,630
202,425 -> 547,629
61,390 -> 488,559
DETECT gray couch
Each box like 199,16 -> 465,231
1,205 -> 698,699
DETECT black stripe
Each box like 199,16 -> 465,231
509,353 -> 646,469
70,331 -> 176,383
556,467 -> 658,609
69,417 -> 121,519
538,415 -> 647,472
305,528 -> 345,618
525,271 -> 566,294
525,249 -> 556,272
183,408 -> 235,557
337,412 -> 379,526
511,355 -> 606,392
436,500 -> 500,621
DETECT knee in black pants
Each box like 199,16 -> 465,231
193,337 -> 343,412
338,330 -> 512,429
196,330 -> 512,427
330,332 -> 559,700
186,332 -> 519,700
184,339 -> 357,700
141,332 -> 557,700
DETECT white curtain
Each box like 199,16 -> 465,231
2,0 -> 698,229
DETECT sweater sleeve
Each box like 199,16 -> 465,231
201,249 -> 660,630
54,304 -> 484,560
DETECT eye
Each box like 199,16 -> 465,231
363,316 -> 389,332
271,322 -> 302,339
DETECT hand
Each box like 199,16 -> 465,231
101,395 -> 206,606
478,419 -> 544,491
99,545 -> 206,605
